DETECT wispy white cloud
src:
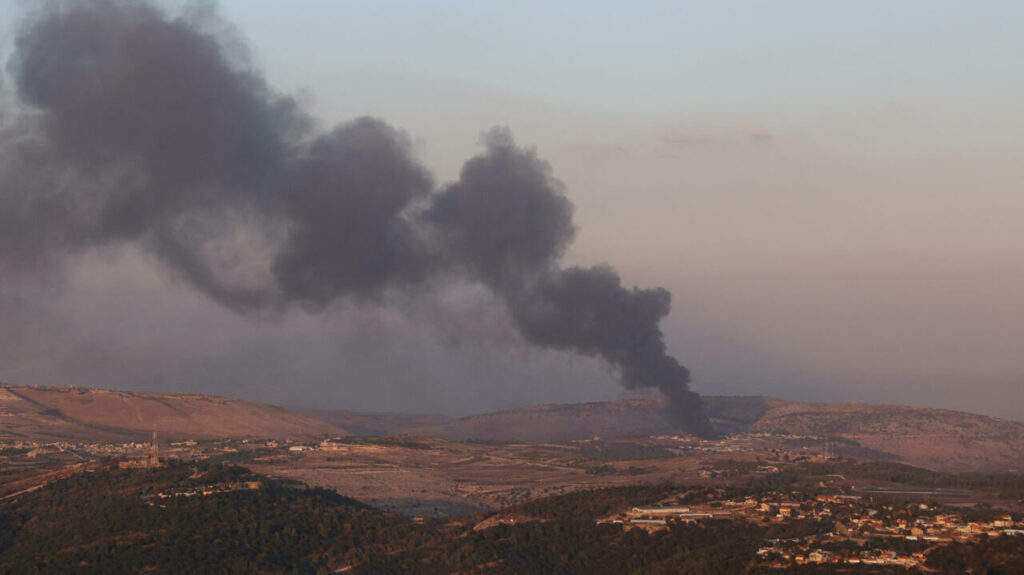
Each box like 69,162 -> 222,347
741,123 -> 773,142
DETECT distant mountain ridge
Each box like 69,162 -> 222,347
309,395 -> 779,441
4,381 -> 1021,472
0,383 -> 345,443
311,395 -> 1024,472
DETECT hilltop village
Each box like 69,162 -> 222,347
602,490 -> 1024,569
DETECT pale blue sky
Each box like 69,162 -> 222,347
215,1 -> 1024,147
1,1 -> 1023,419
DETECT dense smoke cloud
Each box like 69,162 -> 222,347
0,0 -> 712,435
428,128 -> 575,291
510,267 -> 710,435
272,118 -> 436,307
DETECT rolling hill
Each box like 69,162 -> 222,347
311,395 -> 1024,472
4,380 -> 1021,472
310,395 -> 776,441
0,383 -> 345,443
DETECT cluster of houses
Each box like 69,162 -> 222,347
759,547 -> 927,568
598,489 -> 1023,569
141,479 -> 263,504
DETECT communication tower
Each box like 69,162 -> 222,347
150,428 -> 159,467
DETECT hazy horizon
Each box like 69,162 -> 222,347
1,1 -> 1022,422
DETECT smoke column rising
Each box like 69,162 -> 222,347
0,0 -> 713,436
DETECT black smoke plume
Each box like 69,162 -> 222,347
0,0 -> 712,436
